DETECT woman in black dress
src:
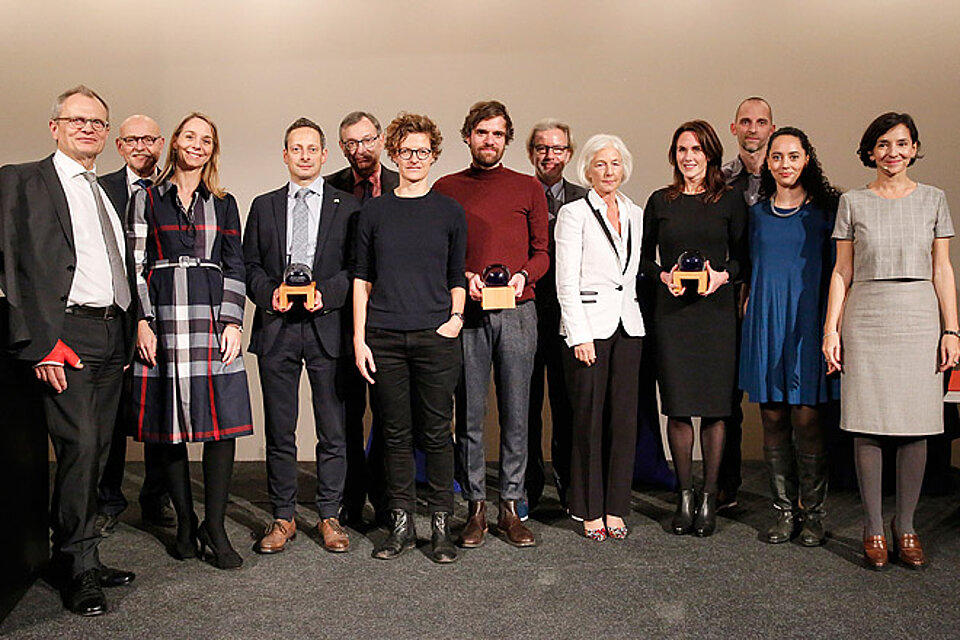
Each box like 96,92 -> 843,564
640,120 -> 747,537
130,112 -> 252,569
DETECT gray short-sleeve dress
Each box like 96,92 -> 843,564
832,184 -> 954,435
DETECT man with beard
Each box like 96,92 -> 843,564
718,96 -> 776,510
95,114 -> 173,534
433,100 -> 549,548
326,111 -> 399,526
523,119 -> 586,515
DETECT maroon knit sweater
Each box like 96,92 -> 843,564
433,164 -> 549,302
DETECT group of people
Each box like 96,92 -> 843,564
0,86 -> 956,618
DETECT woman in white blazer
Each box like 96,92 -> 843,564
555,134 -> 645,541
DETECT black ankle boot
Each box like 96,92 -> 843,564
693,492 -> 717,537
763,447 -> 798,544
430,512 -> 457,564
672,489 -> 696,535
372,509 -> 417,560
797,453 -> 828,547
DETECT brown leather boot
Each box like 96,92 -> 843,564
497,500 -> 536,547
458,500 -> 487,548
257,518 -> 296,554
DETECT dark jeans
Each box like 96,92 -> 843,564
527,300 -> 573,508
46,312 -> 127,577
367,328 -> 461,513
563,328 -> 642,520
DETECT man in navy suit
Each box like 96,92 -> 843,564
0,85 -> 137,616
244,118 -> 360,554
95,114 -> 173,535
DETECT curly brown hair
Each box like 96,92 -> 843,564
385,112 -> 443,159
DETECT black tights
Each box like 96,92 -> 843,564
151,439 -> 236,547
760,403 -> 823,454
854,436 -> 926,536
667,417 -> 725,493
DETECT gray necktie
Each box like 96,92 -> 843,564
545,188 -> 560,219
290,188 -> 312,265
83,172 -> 131,310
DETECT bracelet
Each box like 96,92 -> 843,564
823,331 -> 838,339
451,312 -> 464,323
943,330 -> 960,338
518,269 -> 529,282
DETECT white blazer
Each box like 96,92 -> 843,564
555,189 -> 645,347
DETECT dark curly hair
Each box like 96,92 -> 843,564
856,112 -> 922,168
385,112 -> 443,160
759,127 -> 841,212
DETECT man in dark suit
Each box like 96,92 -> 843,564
325,111 -> 399,526
244,118 -> 360,554
95,114 -> 173,535
0,85 -> 137,616
524,119 -> 587,516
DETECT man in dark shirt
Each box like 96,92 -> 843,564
434,100 -> 549,548
524,119 -> 586,515
718,96 -> 776,510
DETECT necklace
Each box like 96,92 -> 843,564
770,195 -> 806,218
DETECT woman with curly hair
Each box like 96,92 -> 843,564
740,127 -> 840,547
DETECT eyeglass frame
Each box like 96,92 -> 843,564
53,117 -> 110,132
119,135 -> 161,147
396,147 -> 433,161
533,144 -> 570,156
341,135 -> 381,153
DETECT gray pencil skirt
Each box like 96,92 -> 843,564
840,280 -> 943,436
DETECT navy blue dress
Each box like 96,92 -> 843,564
739,199 -> 835,405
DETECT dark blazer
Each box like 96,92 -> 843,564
100,166 -> 129,218
0,154 -> 137,361
538,178 -> 589,304
243,184 -> 360,357
325,164 -> 400,198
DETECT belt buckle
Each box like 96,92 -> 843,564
178,255 -> 200,268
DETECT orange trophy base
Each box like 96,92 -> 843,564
481,286 -> 516,310
279,282 -> 316,308
673,270 -> 708,294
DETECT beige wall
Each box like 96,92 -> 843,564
4,1 -> 959,462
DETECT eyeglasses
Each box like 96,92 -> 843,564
397,148 -> 432,161
54,117 -> 109,132
534,145 -> 569,156
342,135 -> 379,153
119,135 -> 160,147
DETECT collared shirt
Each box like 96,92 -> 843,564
722,154 -> 762,207
124,165 -> 160,197
541,179 -> 566,221
352,166 -> 381,201
286,175 -> 324,266
53,149 -> 125,307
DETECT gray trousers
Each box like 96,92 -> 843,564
455,301 -> 538,502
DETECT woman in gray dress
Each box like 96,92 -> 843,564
823,113 -> 959,570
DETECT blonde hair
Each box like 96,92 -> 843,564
158,112 -> 225,198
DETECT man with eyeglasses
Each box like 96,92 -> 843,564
325,111 -> 399,526
95,114 -> 173,537
244,118 -> 360,554
433,100 -> 549,549
523,119 -> 587,516
0,85 -> 138,616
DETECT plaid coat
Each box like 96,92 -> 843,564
129,181 -> 253,443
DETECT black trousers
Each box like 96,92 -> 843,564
526,300 -> 573,508
45,312 -> 127,577
367,328 -> 460,513
718,301 -> 745,495
97,367 -> 167,516
341,355 -> 387,517
563,328 -> 642,521
257,319 -> 346,520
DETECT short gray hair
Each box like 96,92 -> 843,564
338,111 -> 382,139
576,134 -> 633,187
51,85 -> 109,121
526,118 -> 575,156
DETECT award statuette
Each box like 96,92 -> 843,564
672,250 -> 708,294
278,263 -> 317,308
481,263 -> 516,310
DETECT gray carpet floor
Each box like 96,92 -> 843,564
4,461 -> 960,639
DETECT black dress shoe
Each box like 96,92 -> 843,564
430,512 -> 458,564
693,492 -> 718,537
99,566 -> 136,588
141,500 -> 177,528
671,489 -> 696,535
372,509 -> 417,560
95,512 -> 120,537
65,569 -> 107,617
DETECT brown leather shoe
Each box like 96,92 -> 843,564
863,533 -> 888,570
257,518 -> 296,554
891,518 -> 927,570
497,500 -> 536,547
318,517 -> 350,553
458,500 -> 487,548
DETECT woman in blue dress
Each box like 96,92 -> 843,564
740,127 -> 840,546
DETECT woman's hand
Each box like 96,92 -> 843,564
940,333 -> 960,372
661,266 -> 684,297
436,314 -> 463,338
355,340 -> 377,384
822,332 -> 841,374
137,319 -> 157,367
574,341 -> 596,366
702,260 -> 729,296
220,324 -> 242,365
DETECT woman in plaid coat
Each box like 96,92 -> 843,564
130,112 -> 252,570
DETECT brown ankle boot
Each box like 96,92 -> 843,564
497,500 -> 536,547
458,500 -> 487,548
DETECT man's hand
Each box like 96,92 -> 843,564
307,289 -> 324,313
467,272 -> 485,302
508,272 -> 526,298
34,339 -> 83,393
272,287 -> 293,313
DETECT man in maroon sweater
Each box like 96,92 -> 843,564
434,100 -> 549,548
